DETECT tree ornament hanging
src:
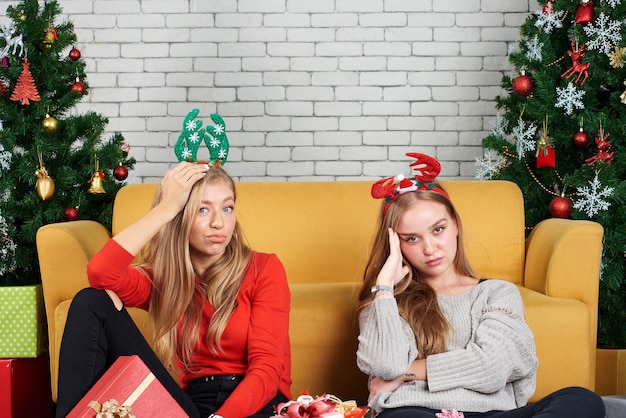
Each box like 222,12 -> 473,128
536,117 -> 555,169
608,46 -> 626,68
585,126 -> 614,166
87,158 -> 105,194
575,1 -> 595,25
561,41 -> 590,85
10,58 -> 40,105
549,194 -> 573,218
42,113 -> 58,133
113,162 -> 128,181
39,26 -> 57,51
63,206 -> 79,221
573,119 -> 590,148
70,77 -> 86,95
512,70 -> 534,97
69,46 -> 81,61
35,150 -> 55,201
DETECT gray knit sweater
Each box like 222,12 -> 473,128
357,279 -> 538,414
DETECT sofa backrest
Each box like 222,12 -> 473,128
113,179 -> 525,286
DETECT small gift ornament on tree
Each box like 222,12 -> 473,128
536,118 -> 555,169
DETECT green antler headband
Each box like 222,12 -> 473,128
174,109 -> 229,166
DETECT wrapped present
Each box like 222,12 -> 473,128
0,353 -> 54,418
274,392 -> 368,418
67,355 -> 187,418
0,285 -> 47,358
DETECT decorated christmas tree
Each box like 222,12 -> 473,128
0,0 -> 135,285
477,0 -> 626,347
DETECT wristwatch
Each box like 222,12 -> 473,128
371,284 -> 393,294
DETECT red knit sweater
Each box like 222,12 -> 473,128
87,239 -> 292,418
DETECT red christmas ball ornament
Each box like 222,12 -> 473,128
113,163 -> 128,181
573,128 -> 590,148
71,78 -> 86,95
575,1 -> 595,25
69,47 -> 81,61
549,195 -> 573,219
512,71 -> 534,97
64,206 -> 79,221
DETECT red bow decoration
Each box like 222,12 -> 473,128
371,153 -> 448,214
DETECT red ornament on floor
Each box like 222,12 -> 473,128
549,196 -> 573,218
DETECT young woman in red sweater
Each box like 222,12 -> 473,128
55,162 -> 292,418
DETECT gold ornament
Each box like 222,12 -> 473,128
35,150 -> 55,200
608,46 -> 626,68
87,158 -> 106,194
620,81 -> 626,104
42,113 -> 58,132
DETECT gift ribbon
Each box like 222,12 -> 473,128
88,372 -> 156,418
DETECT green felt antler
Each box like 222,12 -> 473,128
174,109 -> 229,165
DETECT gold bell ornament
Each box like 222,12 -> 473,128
87,159 -> 106,194
35,150 -> 55,200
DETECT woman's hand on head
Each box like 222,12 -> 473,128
376,228 -> 410,288
158,162 -> 209,216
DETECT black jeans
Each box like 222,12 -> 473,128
377,386 -> 605,418
56,288 -> 286,418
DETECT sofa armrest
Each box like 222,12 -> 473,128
524,218 -> 603,303
36,220 -> 111,401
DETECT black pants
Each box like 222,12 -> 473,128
377,386 -> 605,418
56,288 -> 287,418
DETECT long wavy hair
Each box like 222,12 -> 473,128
358,186 -> 478,358
139,166 -> 251,372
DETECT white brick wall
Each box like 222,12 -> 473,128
1,0 -> 543,182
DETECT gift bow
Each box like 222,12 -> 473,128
274,393 -> 368,418
435,409 -> 465,418
88,399 -> 135,418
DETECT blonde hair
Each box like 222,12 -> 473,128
140,166 -> 251,372
358,187 -> 478,358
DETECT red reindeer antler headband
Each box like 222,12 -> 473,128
371,153 -> 448,214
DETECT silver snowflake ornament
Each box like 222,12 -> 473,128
475,150 -> 507,180
573,176 -> 614,218
524,35 -> 544,62
512,118 -> 538,159
583,12 -> 622,55
555,82 -> 585,115
534,9 -> 564,34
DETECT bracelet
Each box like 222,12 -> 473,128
371,284 -> 393,295
209,414 -> 224,418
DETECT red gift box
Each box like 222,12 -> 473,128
67,355 -> 187,418
0,354 -> 54,418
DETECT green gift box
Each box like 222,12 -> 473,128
0,285 -> 47,358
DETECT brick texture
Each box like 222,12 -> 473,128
0,0 -> 539,181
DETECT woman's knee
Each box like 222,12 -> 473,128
71,287 -> 121,311
555,386 -> 605,417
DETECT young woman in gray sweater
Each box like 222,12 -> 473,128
356,153 -> 604,418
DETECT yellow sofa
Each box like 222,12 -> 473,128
36,179 -> 603,406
